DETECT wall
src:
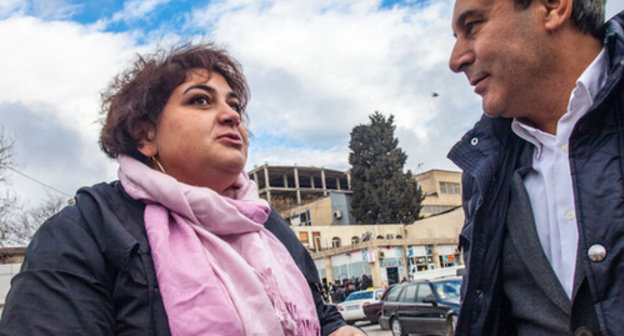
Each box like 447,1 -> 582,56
281,196 -> 333,226
329,192 -> 356,225
405,206 -> 463,240
415,169 -> 462,216
290,224 -> 405,250
0,263 -> 21,314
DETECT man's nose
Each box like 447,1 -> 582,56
449,39 -> 474,73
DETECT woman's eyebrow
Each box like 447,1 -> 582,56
183,85 -> 239,101
227,92 -> 240,101
183,84 -> 216,95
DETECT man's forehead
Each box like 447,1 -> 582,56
452,0 -> 496,28
453,0 -> 496,14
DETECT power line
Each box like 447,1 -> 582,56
7,167 -> 72,198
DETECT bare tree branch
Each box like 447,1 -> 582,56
0,127 -> 15,183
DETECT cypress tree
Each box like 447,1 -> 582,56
348,112 -> 423,224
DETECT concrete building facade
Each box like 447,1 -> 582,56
248,164 -> 351,208
291,207 -> 464,288
414,169 -> 463,217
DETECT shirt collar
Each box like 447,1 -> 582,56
511,47 -> 608,158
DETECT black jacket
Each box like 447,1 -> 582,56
0,181 -> 346,335
447,11 -> 624,336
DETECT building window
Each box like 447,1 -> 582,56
421,205 -> 455,215
386,233 -> 395,239
313,232 -> 321,250
351,236 -> 359,245
298,232 -> 309,246
290,210 -> 312,226
440,182 -> 461,195
332,237 -> 341,248
376,235 -> 384,240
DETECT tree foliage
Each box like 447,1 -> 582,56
348,112 -> 423,224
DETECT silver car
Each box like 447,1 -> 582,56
337,289 -> 385,324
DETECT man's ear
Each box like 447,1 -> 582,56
135,122 -> 158,158
538,0 -> 573,32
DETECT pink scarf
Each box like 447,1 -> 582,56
118,155 -> 320,336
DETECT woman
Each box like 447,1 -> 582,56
0,44 -> 364,336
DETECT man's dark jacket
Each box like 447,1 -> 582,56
447,11 -> 624,336
0,182 -> 346,335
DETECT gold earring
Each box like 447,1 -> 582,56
151,156 -> 166,174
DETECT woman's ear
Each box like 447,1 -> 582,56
135,123 -> 158,158
538,0 -> 573,32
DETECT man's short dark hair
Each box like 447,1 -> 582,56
99,43 -> 249,161
512,0 -> 605,39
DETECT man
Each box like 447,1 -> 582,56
447,0 -> 624,334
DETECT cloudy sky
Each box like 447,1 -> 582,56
1,0 -> 622,207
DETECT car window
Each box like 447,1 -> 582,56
400,284 -> 417,303
384,286 -> 403,302
433,279 -> 461,300
416,284 -> 434,303
344,291 -> 374,301
374,289 -> 385,300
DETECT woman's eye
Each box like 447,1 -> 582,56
190,95 -> 210,105
229,102 -> 242,113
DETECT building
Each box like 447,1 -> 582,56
248,164 -> 351,208
414,169 -> 462,217
0,247 -> 26,314
293,207 -> 464,288
248,165 -> 465,288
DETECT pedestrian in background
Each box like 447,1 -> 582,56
448,0 -> 624,334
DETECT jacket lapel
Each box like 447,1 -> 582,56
506,171 -> 571,315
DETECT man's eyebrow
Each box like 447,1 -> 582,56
453,9 -> 479,35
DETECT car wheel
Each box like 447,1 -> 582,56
391,318 -> 405,336
446,314 -> 458,336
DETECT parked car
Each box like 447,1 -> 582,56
379,277 -> 461,336
362,285 -> 396,324
337,289 -> 385,324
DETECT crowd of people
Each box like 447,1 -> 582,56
321,275 -> 374,304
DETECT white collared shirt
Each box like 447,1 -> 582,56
511,48 -> 607,299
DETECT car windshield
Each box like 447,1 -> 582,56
344,291 -> 373,301
433,279 -> 461,300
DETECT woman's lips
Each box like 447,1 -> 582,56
217,133 -> 243,146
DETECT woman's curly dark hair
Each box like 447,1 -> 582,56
99,43 -> 249,161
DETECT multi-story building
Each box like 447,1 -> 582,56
248,164 -> 351,207
414,169 -> 462,217
248,164 -> 465,288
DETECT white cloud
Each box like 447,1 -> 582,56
3,0 -> 621,209
193,0 -> 470,173
0,16 -> 144,206
247,144 -> 350,171
30,0 -> 82,20
111,0 -> 172,23
0,0 -> 81,20
606,0 -> 624,19
0,0 -> 26,18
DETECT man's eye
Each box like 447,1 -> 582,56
466,20 -> 481,35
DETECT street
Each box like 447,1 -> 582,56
355,321 -> 391,336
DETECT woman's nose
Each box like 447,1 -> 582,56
218,103 -> 241,125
